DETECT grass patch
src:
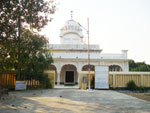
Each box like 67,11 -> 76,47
64,84 -> 75,86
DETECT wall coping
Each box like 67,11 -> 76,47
109,72 -> 150,75
44,70 -> 55,74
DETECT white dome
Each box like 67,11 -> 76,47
60,20 -> 83,38
59,19 -> 84,45
65,20 -> 81,28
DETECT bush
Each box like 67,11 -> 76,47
24,72 -> 52,89
138,86 -> 150,93
126,80 -> 138,90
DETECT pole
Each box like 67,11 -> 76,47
17,6 -> 21,80
87,18 -> 90,89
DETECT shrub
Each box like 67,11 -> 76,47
126,80 -> 138,90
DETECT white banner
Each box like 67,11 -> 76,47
95,65 -> 109,89
15,81 -> 26,90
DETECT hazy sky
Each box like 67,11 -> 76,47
41,0 -> 150,64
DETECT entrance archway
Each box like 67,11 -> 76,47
60,64 -> 78,85
109,65 -> 122,72
82,65 -> 95,71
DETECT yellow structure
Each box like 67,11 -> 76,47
79,71 -> 95,89
44,70 -> 55,88
109,72 -> 150,88
0,73 -> 16,88
44,70 -> 150,89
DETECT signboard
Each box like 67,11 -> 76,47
95,65 -> 109,89
15,81 -> 26,90
82,76 -> 87,83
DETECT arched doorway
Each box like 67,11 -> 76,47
60,64 -> 78,85
48,65 -> 57,84
82,64 -> 95,71
109,65 -> 122,72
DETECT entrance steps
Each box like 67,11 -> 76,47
55,85 -> 79,89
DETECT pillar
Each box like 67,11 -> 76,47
113,74 -> 116,88
57,72 -> 60,85
140,74 -> 144,86
56,67 -> 61,85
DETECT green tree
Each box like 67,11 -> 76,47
0,0 -> 56,79
129,60 -> 150,72
20,29 -> 53,74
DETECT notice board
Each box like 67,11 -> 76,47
15,81 -> 26,90
95,65 -> 109,89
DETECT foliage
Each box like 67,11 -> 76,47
138,86 -> 148,93
0,0 -> 56,81
126,80 -> 150,92
25,72 -> 52,88
129,60 -> 150,72
0,28 -> 53,87
0,0 -> 56,33
0,29 -> 53,71
126,80 -> 138,90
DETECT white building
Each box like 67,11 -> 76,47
48,18 -> 129,87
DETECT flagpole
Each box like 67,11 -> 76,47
87,18 -> 90,89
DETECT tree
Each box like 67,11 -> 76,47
20,29 -> 53,73
129,60 -> 150,72
0,0 -> 56,79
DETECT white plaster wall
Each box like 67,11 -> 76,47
60,34 -> 83,44
53,60 -> 129,73
48,44 -> 100,50
52,52 -> 127,60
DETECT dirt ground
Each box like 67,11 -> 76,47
0,89 -> 150,113
123,92 -> 150,102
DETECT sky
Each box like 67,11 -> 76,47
40,0 -> 150,64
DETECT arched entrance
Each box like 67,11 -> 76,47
109,65 -> 122,72
82,64 -> 95,71
60,64 -> 78,85
82,64 -> 95,89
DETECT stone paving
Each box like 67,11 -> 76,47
0,89 -> 150,113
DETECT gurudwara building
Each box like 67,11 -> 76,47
48,18 -> 129,88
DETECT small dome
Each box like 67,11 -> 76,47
64,20 -> 81,28
59,19 -> 84,45
59,20 -> 83,38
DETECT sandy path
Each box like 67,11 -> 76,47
0,89 -> 150,113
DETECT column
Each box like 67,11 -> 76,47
56,67 -> 61,85
113,74 -> 116,88
77,64 -> 82,86
140,74 -> 144,86
57,72 -> 60,85
77,68 -> 80,86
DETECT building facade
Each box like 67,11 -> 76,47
48,19 -> 129,87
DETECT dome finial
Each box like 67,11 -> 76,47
71,10 -> 73,20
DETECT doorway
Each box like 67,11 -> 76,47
65,71 -> 74,84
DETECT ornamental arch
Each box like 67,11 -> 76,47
60,64 -> 78,84
82,64 -> 95,71
109,65 -> 123,72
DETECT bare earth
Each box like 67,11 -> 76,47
0,89 -> 150,113
123,92 -> 150,102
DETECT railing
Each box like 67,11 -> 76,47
0,72 -> 48,89
0,72 -> 16,89
48,44 -> 100,50
79,71 -> 150,89
109,72 -> 150,88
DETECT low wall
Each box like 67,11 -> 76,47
109,72 -> 150,88
0,73 -> 16,89
79,71 -> 150,89
0,72 -> 54,89
79,71 -> 95,89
